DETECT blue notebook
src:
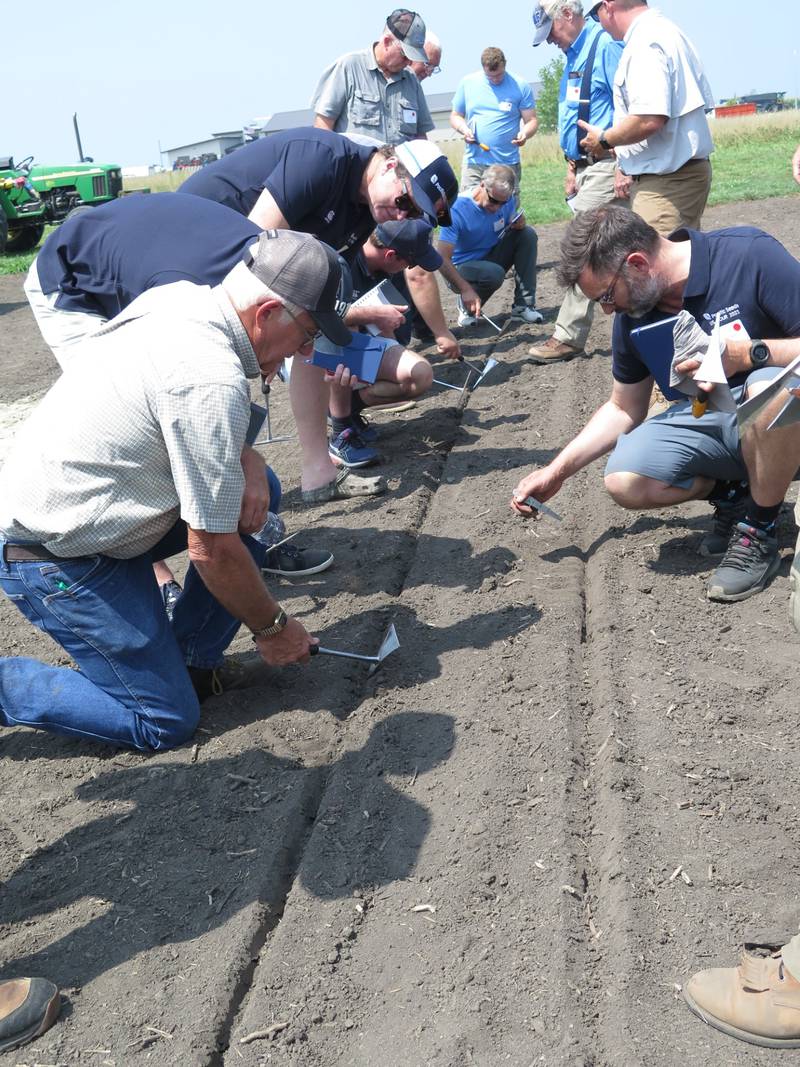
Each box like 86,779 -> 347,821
309,331 -> 387,384
629,315 -> 683,400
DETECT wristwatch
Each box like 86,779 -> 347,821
249,607 -> 287,640
749,340 -> 771,368
599,130 -> 612,151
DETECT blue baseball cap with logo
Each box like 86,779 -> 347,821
395,140 -> 458,227
375,219 -> 442,270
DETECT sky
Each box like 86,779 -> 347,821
7,1 -> 798,167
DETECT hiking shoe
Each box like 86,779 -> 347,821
528,337 -> 583,363
187,658 -> 249,703
647,384 -> 671,418
159,579 -> 183,621
699,496 -> 749,557
262,543 -> 333,578
328,427 -> 379,468
0,978 -> 60,1053
457,297 -> 477,328
707,522 -> 781,602
350,411 -> 379,444
684,948 -> 800,1048
511,304 -> 544,324
301,468 -> 386,504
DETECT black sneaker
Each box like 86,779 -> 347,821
699,497 -> 749,557
707,522 -> 781,602
159,579 -> 183,620
262,543 -> 334,578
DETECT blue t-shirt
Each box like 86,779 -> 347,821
613,227 -> 800,397
35,192 -> 260,317
180,128 -> 377,257
452,70 -> 535,167
438,194 -> 517,265
558,23 -> 623,161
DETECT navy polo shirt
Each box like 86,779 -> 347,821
179,129 -> 377,257
612,227 -> 800,397
35,192 -> 260,318
337,249 -> 413,345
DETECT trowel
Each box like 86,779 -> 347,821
310,623 -> 400,675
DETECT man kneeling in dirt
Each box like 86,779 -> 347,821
0,232 -> 353,750
511,205 -> 800,603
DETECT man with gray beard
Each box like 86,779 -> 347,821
509,206 -> 800,602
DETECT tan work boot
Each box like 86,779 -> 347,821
528,337 -> 584,364
683,948 -> 800,1048
0,978 -> 61,1053
646,383 -> 671,418
791,501 -> 800,635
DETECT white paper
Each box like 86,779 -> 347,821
691,312 -> 736,413
348,279 -> 406,336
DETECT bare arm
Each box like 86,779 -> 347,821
513,106 -> 538,146
510,378 -> 653,514
436,240 -> 481,317
404,266 -> 461,359
188,528 -> 316,665
247,188 -> 290,230
314,114 -> 336,131
793,144 -> 800,185
579,114 -> 667,156
675,337 -> 800,382
238,446 -> 271,534
450,110 -> 476,142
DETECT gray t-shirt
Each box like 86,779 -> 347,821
0,282 -> 259,558
310,46 -> 434,144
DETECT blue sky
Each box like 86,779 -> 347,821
7,1 -> 797,166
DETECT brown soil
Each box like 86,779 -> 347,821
1,197 -> 799,1067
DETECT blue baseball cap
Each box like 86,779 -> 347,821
375,219 -> 442,270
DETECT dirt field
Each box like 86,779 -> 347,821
1,197 -> 799,1067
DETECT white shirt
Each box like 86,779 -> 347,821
613,7 -> 714,175
0,282 -> 258,559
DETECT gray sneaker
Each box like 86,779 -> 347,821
699,497 -> 749,557
707,522 -> 781,602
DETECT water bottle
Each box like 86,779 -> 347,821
252,511 -> 285,548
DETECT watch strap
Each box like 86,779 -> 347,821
250,607 -> 287,639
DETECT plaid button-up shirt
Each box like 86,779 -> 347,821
0,281 -> 260,558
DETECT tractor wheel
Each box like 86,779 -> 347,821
0,206 -> 8,254
5,222 -> 45,253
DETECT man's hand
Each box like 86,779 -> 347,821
578,120 -> 610,159
254,616 -> 318,666
460,284 -> 482,318
511,133 -> 527,147
614,168 -> 633,200
510,466 -> 564,517
436,331 -> 461,360
345,303 -> 408,334
238,446 -> 270,535
565,169 -> 578,199
323,363 -> 364,390
793,143 -> 800,185
463,127 -> 477,144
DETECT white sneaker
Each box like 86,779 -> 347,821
511,305 -> 544,324
457,298 -> 477,328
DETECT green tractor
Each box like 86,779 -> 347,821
28,159 -> 123,222
0,156 -> 48,253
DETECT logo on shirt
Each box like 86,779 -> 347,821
702,305 -> 743,327
325,210 -> 336,224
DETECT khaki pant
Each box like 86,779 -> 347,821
630,158 -> 712,235
554,159 -> 627,349
783,933 -> 800,979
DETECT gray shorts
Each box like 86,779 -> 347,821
604,369 -> 780,489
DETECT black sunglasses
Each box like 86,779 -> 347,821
394,178 -> 423,219
482,184 -> 509,207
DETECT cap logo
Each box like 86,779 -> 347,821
533,9 -> 545,26
431,172 -> 438,183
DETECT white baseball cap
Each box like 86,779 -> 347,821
531,2 -> 553,46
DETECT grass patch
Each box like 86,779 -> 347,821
2,113 -> 799,276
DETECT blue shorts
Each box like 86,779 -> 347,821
604,368 -> 780,489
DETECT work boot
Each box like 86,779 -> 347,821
0,978 -> 60,1053
791,504 -> 800,635
646,384 -> 671,418
684,948 -> 800,1048
707,521 -> 781,602
699,496 -> 749,557
528,337 -> 583,364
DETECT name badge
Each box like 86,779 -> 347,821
566,81 -> 581,103
719,318 -> 750,343
401,107 -> 417,124
499,100 -> 512,112
493,217 -> 505,232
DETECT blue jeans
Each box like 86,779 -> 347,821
0,468 -> 281,752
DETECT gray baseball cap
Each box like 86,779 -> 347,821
244,230 -> 352,346
387,9 -> 428,63
531,2 -> 554,45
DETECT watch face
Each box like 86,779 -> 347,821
751,342 -> 770,365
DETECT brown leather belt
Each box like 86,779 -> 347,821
3,543 -> 63,563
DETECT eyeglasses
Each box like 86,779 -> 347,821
394,178 -> 423,219
284,306 -> 321,347
482,184 -> 510,207
594,257 -> 628,306
423,63 -> 441,75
